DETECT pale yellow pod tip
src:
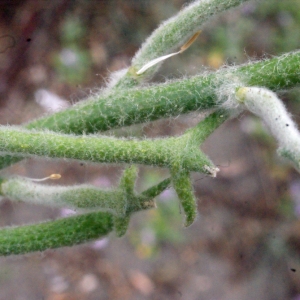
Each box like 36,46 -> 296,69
28,173 -> 61,182
49,174 -> 61,180
235,87 -> 249,103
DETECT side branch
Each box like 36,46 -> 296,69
0,111 -> 227,174
0,126 -> 215,174
116,0 -> 250,87
0,211 -> 114,256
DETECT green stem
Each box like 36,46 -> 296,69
0,126 -> 216,174
0,172 -> 172,255
0,111 -> 248,255
171,169 -> 197,227
0,211 -> 114,256
115,0 -> 250,88
1,178 -> 125,212
170,110 -> 229,225
185,109 -> 229,144
28,51 -> 300,134
138,177 -> 171,204
0,51 -> 299,170
0,168 -> 169,215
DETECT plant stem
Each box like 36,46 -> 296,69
115,0 -> 250,88
28,51 -> 300,134
171,169 -> 197,227
1,177 -> 124,212
0,110 -> 228,174
0,173 -> 172,255
0,211 -> 114,256
0,126 -> 215,174
0,51 -> 299,170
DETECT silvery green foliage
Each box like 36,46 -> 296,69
0,0 -> 299,256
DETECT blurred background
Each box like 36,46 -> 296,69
0,0 -> 300,299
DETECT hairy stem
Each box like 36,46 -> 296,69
115,0 -> 250,88
0,169 -> 169,215
0,52 -> 299,170
28,51 -> 300,134
171,169 -> 197,227
0,211 -> 114,256
0,116 -> 220,174
1,178 -> 126,212
0,170 -> 171,255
